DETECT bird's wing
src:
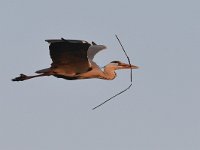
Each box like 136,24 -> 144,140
87,45 -> 107,60
46,39 -> 92,74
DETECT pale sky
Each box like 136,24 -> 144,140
1,0 -> 200,150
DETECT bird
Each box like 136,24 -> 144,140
12,38 -> 138,82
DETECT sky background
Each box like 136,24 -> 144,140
1,0 -> 200,150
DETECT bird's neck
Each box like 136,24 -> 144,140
101,67 -> 116,80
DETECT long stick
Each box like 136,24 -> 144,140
115,35 -> 133,82
92,35 -> 133,110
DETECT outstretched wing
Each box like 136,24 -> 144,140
87,45 -> 107,60
46,39 -> 91,74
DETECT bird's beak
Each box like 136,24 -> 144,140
119,63 -> 139,69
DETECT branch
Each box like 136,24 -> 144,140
92,35 -> 133,110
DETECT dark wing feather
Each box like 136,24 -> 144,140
47,39 -> 91,74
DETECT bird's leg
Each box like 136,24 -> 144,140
12,73 -> 50,81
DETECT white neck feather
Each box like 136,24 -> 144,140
101,67 -> 116,80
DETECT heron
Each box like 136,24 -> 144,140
12,38 -> 138,82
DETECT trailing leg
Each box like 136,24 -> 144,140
12,73 -> 50,81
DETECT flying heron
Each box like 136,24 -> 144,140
12,38 -> 138,81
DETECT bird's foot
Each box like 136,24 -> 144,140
12,74 -> 29,81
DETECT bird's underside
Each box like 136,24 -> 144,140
12,60 -> 106,81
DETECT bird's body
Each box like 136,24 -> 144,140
12,38 -> 138,81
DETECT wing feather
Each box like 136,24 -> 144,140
47,39 -> 91,74
87,45 -> 107,60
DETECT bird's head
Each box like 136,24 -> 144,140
106,61 -> 139,70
